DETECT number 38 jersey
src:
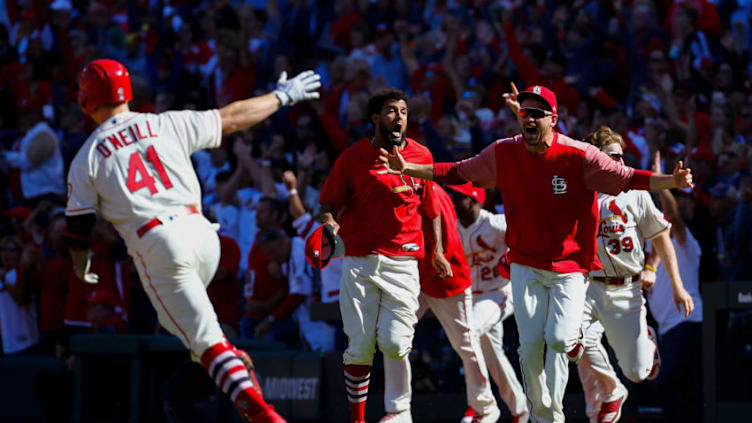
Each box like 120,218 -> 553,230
591,190 -> 670,278
457,209 -> 509,293
66,110 -> 222,247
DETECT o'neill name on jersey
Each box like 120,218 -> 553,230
95,120 -> 158,158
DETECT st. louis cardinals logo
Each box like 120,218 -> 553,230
552,175 -> 567,195
476,235 -> 498,253
608,200 -> 628,223
392,174 -> 420,194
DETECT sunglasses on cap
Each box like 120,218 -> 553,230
606,151 -> 623,161
519,107 -> 553,119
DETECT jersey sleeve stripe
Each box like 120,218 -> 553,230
65,207 -> 97,216
212,109 -> 222,148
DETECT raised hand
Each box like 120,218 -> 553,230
502,82 -> 521,117
378,146 -> 407,175
652,150 -> 663,173
273,70 -> 321,106
282,170 -> 297,190
672,160 -> 693,189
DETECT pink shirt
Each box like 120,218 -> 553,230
455,133 -> 636,273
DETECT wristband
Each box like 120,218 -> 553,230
258,159 -> 271,167
288,188 -> 298,196
267,315 -> 276,323
644,264 -> 657,273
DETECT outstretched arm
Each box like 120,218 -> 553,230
220,70 -> 321,134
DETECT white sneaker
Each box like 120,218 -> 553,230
471,406 -> 500,423
378,410 -> 412,423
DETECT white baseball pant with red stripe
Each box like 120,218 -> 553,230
383,288 -> 498,416
511,263 -> 587,423
472,284 -> 528,418
131,213 -> 223,357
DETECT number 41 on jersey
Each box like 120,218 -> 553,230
127,145 -> 173,194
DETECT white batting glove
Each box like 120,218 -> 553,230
273,70 -> 321,106
71,249 -> 99,284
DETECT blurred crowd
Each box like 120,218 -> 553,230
1,0 -> 751,398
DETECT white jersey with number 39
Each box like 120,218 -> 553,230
66,110 -> 222,248
592,190 -> 670,277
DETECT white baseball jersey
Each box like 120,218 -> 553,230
591,190 -> 670,277
457,209 -> 509,292
66,110 -> 222,249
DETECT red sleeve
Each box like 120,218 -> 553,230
625,169 -> 652,191
503,23 -> 542,86
582,144 -> 636,194
421,182 -> 440,220
271,294 -> 306,319
318,110 -> 349,151
433,162 -> 467,185
319,152 -> 348,210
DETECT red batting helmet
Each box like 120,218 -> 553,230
78,59 -> 132,115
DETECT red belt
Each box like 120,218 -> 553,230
592,274 -> 639,286
136,205 -> 200,238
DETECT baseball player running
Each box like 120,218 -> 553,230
378,83 -> 693,423
577,127 -> 694,423
447,182 -> 528,423
65,59 -> 320,422
317,89 -> 450,423
381,183 -> 500,423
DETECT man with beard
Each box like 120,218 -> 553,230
318,89 -> 451,423
378,84 -> 694,423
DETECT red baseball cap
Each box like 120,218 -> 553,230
517,85 -> 558,115
305,224 -> 345,269
446,182 -> 486,204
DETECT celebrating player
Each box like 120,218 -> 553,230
381,183 -> 501,423
577,126 -> 694,423
317,89 -> 450,423
447,182 -> 529,423
378,83 -> 693,423
65,58 -> 321,423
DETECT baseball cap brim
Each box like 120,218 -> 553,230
516,91 -> 554,112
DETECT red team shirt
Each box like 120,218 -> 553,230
418,184 -> 472,299
320,138 -> 439,258
454,133 -> 639,274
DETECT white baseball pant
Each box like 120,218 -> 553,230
340,255 -> 420,365
131,214 -> 223,358
473,285 -> 528,418
511,263 -> 587,423
576,321 -> 627,423
383,288 -> 497,415
580,280 -> 656,383
577,280 -> 656,420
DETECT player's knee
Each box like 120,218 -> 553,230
378,336 -> 411,360
623,366 -> 649,383
544,334 -> 569,354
